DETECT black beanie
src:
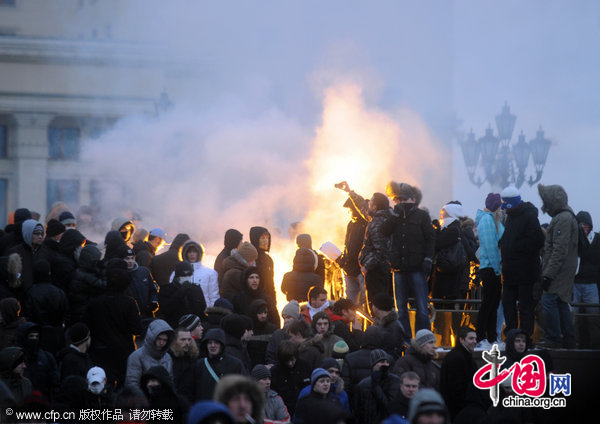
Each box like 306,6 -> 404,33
371,193 -> 389,211
221,313 -> 252,339
372,292 -> 395,311
115,244 -> 134,259
46,219 -> 66,238
69,322 -> 90,345
14,208 -> 32,224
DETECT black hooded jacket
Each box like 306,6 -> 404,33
498,202 -> 545,285
68,245 -> 106,325
151,233 -> 190,287
281,248 -> 323,302
51,229 -> 86,291
140,366 -> 189,423
575,211 -> 600,284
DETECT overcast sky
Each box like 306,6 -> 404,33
79,1 -> 600,238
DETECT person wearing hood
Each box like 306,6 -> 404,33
295,233 -> 326,284
381,181 -> 435,338
392,329 -> 440,391
214,229 -> 244,287
281,248 -> 323,303
0,297 -> 25,350
16,321 -> 59,400
187,400 -> 235,424
250,364 -> 290,424
85,258 -> 142,388
119,245 -> 159,320
294,368 -> 348,424
475,193 -> 505,348
7,219 -> 44,298
0,346 -> 32,405
194,328 -> 247,401
345,185 -> 393,316
22,260 -> 68,356
111,217 -> 135,245
133,227 -> 167,268
174,240 -> 219,307
125,318 -> 174,388
231,266 -> 279,328
102,230 -> 128,262
498,186 -> 545,340
247,298 -> 278,367
68,244 -> 106,325
203,298 -> 234,332
151,233 -> 191,287
538,184 -> 579,349
430,201 -> 470,346
221,241 -> 258,300
159,261 -> 207,330
408,388 -> 450,424
85,366 -> 116,409
140,365 -> 189,423
50,228 -> 86,291
0,208 -> 31,256
249,226 -> 278,311
353,349 -> 400,424
214,374 -> 265,424
57,322 -> 94,382
169,326 -> 200,404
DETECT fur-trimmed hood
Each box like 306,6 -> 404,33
538,184 -> 571,217
213,374 -> 265,424
181,240 -> 204,263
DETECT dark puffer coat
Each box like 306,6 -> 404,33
249,226 -> 277,305
150,233 -> 190,287
51,229 -> 86,291
498,202 -> 545,285
68,245 -> 106,325
281,248 -> 323,302
214,229 -> 243,285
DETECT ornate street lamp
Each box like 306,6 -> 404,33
460,102 -> 551,188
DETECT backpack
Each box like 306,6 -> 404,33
434,237 -> 468,273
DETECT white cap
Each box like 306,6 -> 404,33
86,366 -> 106,384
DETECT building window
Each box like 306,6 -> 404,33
47,179 -> 79,213
48,126 -> 80,159
0,179 -> 6,226
0,125 -> 6,158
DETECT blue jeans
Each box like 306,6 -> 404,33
573,283 -> 600,314
344,272 -> 366,306
393,271 -> 430,338
542,292 -> 576,345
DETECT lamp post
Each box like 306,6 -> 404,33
460,102 -> 551,189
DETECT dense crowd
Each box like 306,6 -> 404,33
0,179 -> 596,423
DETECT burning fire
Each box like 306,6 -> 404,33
270,83 -> 447,313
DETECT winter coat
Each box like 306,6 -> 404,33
231,279 -> 279,327
57,345 -> 94,383
440,342 -> 478,419
140,365 -> 189,424
7,219 -> 44,298
331,314 -> 362,353
194,328 -> 247,401
50,229 -> 86,291
294,389 -> 348,424
132,240 -> 155,268
475,209 -> 504,275
202,305 -> 232,331
382,202 -> 435,272
0,253 -> 21,301
270,359 -> 311,416
220,250 -> 251,300
359,207 -> 392,271
297,379 -> 350,412
18,322 -> 60,399
539,184 -> 579,303
341,326 -> 383,400
498,202 -> 545,285
0,346 -> 32,405
431,220 -> 465,299
126,263 -> 158,319
85,277 -> 142,387
23,272 -> 69,327
353,371 -> 401,424
168,334 -> 199,404
68,244 -> 106,325
264,389 -> 291,423
376,309 -> 407,361
310,314 -> 343,359
214,229 -> 243,286
575,224 -> 600,285
35,238 -> 60,265
158,278 -> 207,330
503,328 -> 531,370
177,240 -> 220,307
281,248 -> 323,302
125,319 -> 174,388
213,374 -> 264,424
246,299 -> 278,367
391,343 -> 440,391
150,233 -> 190,287
340,212 -> 368,278
250,226 -> 278,307
0,298 -> 25,350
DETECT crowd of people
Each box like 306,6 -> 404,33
0,179 -> 596,423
